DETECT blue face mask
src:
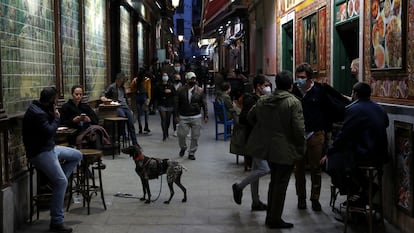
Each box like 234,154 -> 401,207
162,76 -> 169,82
295,78 -> 307,88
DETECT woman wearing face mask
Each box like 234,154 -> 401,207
154,72 -> 176,141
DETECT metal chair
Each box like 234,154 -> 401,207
212,101 -> 234,141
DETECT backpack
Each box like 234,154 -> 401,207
322,84 -> 351,123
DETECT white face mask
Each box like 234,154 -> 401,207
263,86 -> 272,95
174,67 -> 180,72
162,76 -> 169,82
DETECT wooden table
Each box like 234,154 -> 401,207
55,127 -> 77,146
97,103 -> 120,125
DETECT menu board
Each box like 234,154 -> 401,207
336,0 -> 360,24
371,0 -> 403,70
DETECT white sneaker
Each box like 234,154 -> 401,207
173,130 -> 177,137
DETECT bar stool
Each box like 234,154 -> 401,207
67,149 -> 107,214
343,166 -> 384,233
29,164 -> 52,223
104,117 -> 128,159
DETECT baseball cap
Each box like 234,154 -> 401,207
185,72 -> 196,80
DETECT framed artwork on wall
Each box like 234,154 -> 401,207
296,19 -> 302,65
302,13 -> 318,70
394,120 -> 414,216
318,7 -> 327,70
371,0 -> 405,71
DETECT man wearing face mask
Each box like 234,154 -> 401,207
23,87 -> 82,233
174,71 -> 208,160
231,74 -> 270,211
293,63 -> 335,211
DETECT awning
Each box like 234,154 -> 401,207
202,4 -> 248,38
203,0 -> 231,26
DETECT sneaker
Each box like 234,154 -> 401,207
144,128 -> 151,133
49,223 -> 73,233
179,148 -> 186,157
251,201 -> 267,211
138,130 -> 143,134
173,130 -> 177,137
188,154 -> 196,160
232,183 -> 242,205
298,198 -> 307,209
311,200 -> 322,211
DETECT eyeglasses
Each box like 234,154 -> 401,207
296,75 -> 307,79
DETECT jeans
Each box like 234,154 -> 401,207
177,117 -> 201,155
238,157 -> 270,204
117,105 -> 138,145
29,146 -> 82,224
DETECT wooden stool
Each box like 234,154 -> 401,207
29,164 -> 52,223
67,149 -> 107,214
104,117 -> 128,159
344,166 -> 384,233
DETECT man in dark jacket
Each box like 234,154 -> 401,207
23,87 -> 82,233
101,72 -> 139,146
174,71 -> 208,160
325,82 -> 389,200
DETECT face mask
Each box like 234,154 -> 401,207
174,67 -> 180,72
188,80 -> 196,87
263,86 -> 272,95
162,76 -> 169,82
295,78 -> 307,88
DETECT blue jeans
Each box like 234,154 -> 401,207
29,146 -> 82,224
238,157 -> 270,204
117,105 -> 138,145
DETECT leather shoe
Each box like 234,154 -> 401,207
298,198 -> 307,209
312,200 -> 322,211
251,201 -> 267,211
232,183 -> 242,205
188,154 -> 195,160
266,220 -> 294,229
49,223 -> 73,233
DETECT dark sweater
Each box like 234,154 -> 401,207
301,82 -> 331,132
23,101 -> 60,158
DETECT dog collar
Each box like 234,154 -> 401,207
134,152 -> 144,161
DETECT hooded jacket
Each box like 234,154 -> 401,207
245,90 -> 305,165
23,100 -> 60,158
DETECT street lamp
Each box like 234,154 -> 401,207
178,35 -> 184,60
172,0 -> 180,8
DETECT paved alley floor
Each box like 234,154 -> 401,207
17,96 -> 401,233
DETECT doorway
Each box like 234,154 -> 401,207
333,19 -> 359,96
282,21 -> 294,72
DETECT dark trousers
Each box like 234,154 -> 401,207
266,163 -> 294,225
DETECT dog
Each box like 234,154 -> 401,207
121,145 -> 187,204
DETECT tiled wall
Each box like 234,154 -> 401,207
0,0 -> 55,115
84,0 -> 107,99
61,0 -> 81,97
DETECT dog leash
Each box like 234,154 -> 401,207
150,174 -> 163,202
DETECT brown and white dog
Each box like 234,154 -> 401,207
121,145 -> 187,204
